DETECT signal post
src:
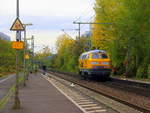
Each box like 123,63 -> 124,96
10,0 -> 25,109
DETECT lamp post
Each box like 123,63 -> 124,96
24,36 -> 35,75
23,23 -> 33,86
31,35 -> 34,73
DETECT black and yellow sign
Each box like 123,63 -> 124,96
12,41 -> 24,50
10,18 -> 25,31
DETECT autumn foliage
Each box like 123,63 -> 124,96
0,39 -> 16,76
37,0 -> 150,79
92,0 -> 150,78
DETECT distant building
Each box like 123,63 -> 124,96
0,32 -> 11,41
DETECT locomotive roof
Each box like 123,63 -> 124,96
81,50 -> 106,55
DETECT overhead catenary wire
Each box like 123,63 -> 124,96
73,2 -> 95,22
79,14 -> 96,30
72,1 -> 96,38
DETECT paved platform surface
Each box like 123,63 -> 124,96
1,74 -> 83,113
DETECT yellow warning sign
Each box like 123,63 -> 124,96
25,54 -> 30,59
10,18 -> 25,31
12,41 -> 24,50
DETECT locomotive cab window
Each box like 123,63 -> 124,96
82,55 -> 86,59
79,55 -> 82,59
101,53 -> 108,59
92,52 -> 108,59
85,54 -> 89,59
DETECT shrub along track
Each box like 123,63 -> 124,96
48,70 -> 150,113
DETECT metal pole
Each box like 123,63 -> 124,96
23,26 -> 26,86
73,21 -> 112,40
13,50 -> 20,109
79,23 -> 80,40
73,22 -> 81,40
33,36 -> 35,71
12,0 -> 20,109
17,0 -> 19,18
31,36 -> 34,72
89,24 -> 92,49
32,36 -> 34,57
16,0 -> 20,41
23,23 -> 33,80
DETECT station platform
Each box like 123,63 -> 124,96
2,73 -> 83,113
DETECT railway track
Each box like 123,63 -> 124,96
0,75 -> 15,99
47,70 -> 150,113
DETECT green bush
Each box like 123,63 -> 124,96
136,60 -> 148,79
0,39 -> 16,76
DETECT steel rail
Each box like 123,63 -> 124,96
47,70 -> 150,113
0,75 -> 15,84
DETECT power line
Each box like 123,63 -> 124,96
72,1 -> 96,38
74,10 -> 93,21
79,14 -> 95,30
73,21 -> 113,39
73,3 -> 94,22
77,14 -> 95,33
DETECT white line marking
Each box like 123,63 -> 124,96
76,100 -> 91,103
74,98 -> 87,101
43,75 -> 88,113
84,106 -> 102,110
0,75 -> 14,83
95,109 -> 106,112
78,102 -> 93,105
81,104 -> 97,107
87,109 -> 106,113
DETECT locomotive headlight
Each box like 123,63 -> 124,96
102,62 -> 109,65
91,62 -> 99,65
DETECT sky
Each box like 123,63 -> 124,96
0,0 -> 95,53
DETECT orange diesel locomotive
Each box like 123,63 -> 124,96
79,50 -> 112,80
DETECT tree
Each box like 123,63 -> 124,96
51,34 -> 89,73
93,0 -> 150,78
0,39 -> 16,76
34,46 -> 52,68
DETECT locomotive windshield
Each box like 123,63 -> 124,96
92,52 -> 108,59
